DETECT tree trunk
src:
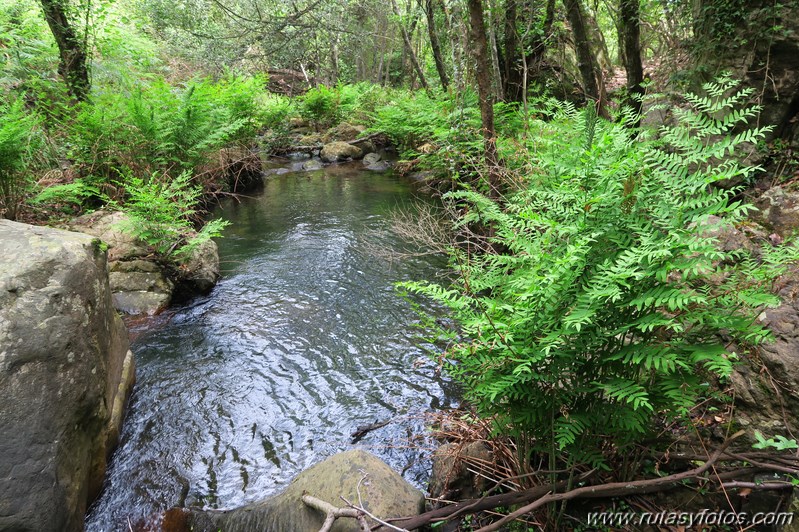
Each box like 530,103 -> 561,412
502,0 -> 520,100
39,0 -> 90,101
391,0 -> 429,91
423,0 -> 449,90
487,0 -> 504,100
467,0 -> 501,197
563,0 -> 607,117
620,0 -> 644,125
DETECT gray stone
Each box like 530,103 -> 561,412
732,266 -> 799,439
323,122 -> 364,142
0,220 -> 134,532
753,186 -> 799,237
176,238 -> 220,295
112,291 -> 172,316
169,450 -> 424,532
366,161 -> 390,172
320,141 -> 363,163
69,210 -> 148,262
362,152 -> 381,166
302,159 -> 324,171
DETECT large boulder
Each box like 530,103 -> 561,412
0,220 -> 135,532
320,141 -> 363,163
165,450 -> 425,532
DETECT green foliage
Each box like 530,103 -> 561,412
114,171 -> 229,261
300,85 -> 341,129
752,431 -> 799,451
0,99 -> 41,219
401,78 -> 796,465
68,74 -> 262,183
31,179 -> 102,212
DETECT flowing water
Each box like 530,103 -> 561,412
86,165 -> 456,530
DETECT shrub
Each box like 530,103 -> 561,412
0,99 -> 41,219
299,84 -> 340,129
401,78 -> 797,467
115,171 -> 229,261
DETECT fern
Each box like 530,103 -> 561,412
401,78 -> 798,465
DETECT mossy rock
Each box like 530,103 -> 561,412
170,450 -> 425,532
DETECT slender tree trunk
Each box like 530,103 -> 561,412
487,1 -> 504,100
620,0 -> 644,125
391,0 -> 429,91
423,0 -> 449,90
467,0 -> 501,197
39,0 -> 90,101
563,0 -> 607,117
331,37 -> 339,84
503,0 -> 520,100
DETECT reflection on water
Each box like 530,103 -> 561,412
86,167 -> 456,530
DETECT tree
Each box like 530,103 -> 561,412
563,0 -> 607,116
466,0 -> 501,197
39,0 -> 90,100
619,0 -> 644,124
390,0 -> 429,91
423,0 -> 449,90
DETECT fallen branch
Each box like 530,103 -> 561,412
382,431 -> 767,531
302,494 -> 370,532
473,430 -> 746,532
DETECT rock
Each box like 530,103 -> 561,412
298,133 -> 323,145
107,265 -> 174,315
357,140 -> 376,155
69,210 -> 148,262
289,117 -> 309,129
753,186 -> 799,237
320,141 -> 363,163
0,220 -> 134,532
366,161 -> 390,172
732,265 -> 799,438
324,122 -> 364,142
429,442 -> 493,501
168,450 -> 424,532
176,238 -> 220,295
362,152 -> 382,166
302,159 -> 324,171
69,210 -> 221,313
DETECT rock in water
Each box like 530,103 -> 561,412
167,450 -> 424,531
0,220 -> 135,532
362,152 -> 381,166
320,141 -> 363,163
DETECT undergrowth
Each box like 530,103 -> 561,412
401,77 -> 799,470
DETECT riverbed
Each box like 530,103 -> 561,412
86,166 -> 455,530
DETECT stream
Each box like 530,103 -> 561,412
85,165 -> 456,530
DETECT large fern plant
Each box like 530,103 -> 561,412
403,77 -> 797,465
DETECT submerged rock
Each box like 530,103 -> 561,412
165,450 -> 424,532
320,141 -> 363,163
302,158 -> 324,171
0,220 -> 134,532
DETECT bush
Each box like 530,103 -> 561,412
402,78 -> 797,467
0,99 -> 41,219
114,171 -> 229,261
299,84 -> 340,129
